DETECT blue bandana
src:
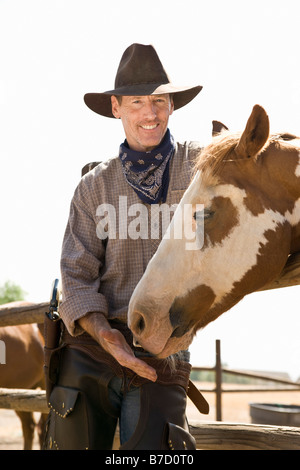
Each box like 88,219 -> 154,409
119,129 -> 175,204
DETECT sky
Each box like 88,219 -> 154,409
1,0 -> 300,379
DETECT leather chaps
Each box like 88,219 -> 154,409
43,346 -> 196,450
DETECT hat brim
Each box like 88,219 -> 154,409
84,84 -> 202,118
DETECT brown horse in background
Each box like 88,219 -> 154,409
0,301 -> 47,449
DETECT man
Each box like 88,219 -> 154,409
44,43 -> 203,450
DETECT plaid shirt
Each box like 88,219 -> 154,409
60,141 -> 202,335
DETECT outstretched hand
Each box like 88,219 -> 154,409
78,312 -> 157,382
99,328 -> 157,382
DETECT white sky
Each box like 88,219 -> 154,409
1,0 -> 300,379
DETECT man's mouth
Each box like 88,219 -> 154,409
141,124 -> 159,130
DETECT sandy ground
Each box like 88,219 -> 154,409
1,383 -> 300,450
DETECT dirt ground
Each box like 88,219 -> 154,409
1,383 -> 300,450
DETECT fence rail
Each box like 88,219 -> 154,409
0,387 -> 299,449
188,421 -> 300,450
0,302 -> 46,326
0,387 -> 48,413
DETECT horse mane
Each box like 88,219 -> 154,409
194,131 -> 300,182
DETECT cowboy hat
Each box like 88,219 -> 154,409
84,43 -> 202,118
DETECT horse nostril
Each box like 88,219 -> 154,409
137,315 -> 145,333
130,311 -> 148,337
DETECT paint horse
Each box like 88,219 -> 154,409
128,105 -> 300,358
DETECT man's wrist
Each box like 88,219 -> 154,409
78,312 -> 111,343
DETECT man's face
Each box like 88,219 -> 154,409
111,94 -> 174,152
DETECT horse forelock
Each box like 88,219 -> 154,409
194,131 -> 241,180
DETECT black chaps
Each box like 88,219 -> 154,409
43,347 -> 196,450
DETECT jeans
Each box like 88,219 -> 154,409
107,349 -> 190,445
108,376 -> 140,445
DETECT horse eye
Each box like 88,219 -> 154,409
193,209 -> 214,221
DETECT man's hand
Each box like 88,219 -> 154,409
78,312 -> 157,382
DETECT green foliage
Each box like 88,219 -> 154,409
0,280 -> 27,305
190,369 -> 215,383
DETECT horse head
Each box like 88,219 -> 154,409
128,105 -> 300,358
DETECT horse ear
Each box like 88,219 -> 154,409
212,120 -> 229,137
235,105 -> 270,159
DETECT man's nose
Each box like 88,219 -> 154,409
143,102 -> 157,119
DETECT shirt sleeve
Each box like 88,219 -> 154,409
59,182 -> 108,336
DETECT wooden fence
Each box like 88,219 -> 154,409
193,339 -> 300,421
1,302 -> 300,449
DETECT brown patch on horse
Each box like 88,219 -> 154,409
195,223 -> 291,331
169,284 -> 216,337
202,196 -> 239,247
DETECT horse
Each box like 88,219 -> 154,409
0,301 -> 47,450
128,105 -> 300,358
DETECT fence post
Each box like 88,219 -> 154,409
215,339 -> 222,421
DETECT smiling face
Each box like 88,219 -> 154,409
111,94 -> 174,152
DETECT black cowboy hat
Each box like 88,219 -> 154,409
84,43 -> 202,118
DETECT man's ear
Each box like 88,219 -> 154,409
235,105 -> 270,159
111,95 -> 121,119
